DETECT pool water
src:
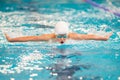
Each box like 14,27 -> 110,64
0,0 -> 120,80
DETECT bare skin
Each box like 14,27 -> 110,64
5,33 -> 56,42
68,33 -> 112,40
5,32 -> 112,44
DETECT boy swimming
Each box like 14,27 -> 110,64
5,21 -> 112,44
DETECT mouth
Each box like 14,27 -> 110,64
60,41 -> 64,44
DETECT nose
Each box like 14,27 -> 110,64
60,38 -> 65,44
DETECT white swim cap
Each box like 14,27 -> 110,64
55,21 -> 69,34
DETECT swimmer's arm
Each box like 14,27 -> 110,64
68,33 -> 112,41
5,33 -> 56,42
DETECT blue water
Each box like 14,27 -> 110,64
0,0 -> 120,80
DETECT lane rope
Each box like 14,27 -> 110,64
84,0 -> 120,17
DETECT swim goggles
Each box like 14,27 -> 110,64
56,34 -> 67,38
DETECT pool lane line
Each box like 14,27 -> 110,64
84,0 -> 120,17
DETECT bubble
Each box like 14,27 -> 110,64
29,78 -> 33,80
117,32 -> 120,37
118,77 -> 120,80
30,73 -> 38,77
100,78 -> 104,80
51,72 -> 58,76
68,76 -> 72,79
80,77 -> 83,80
10,78 -> 15,80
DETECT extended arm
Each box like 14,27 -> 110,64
68,33 -> 112,41
5,33 -> 56,42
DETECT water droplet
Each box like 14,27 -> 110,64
10,78 -> 15,80
80,77 -> 83,80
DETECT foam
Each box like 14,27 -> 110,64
0,50 -> 44,74
30,73 -> 38,77
117,32 -> 120,37
10,78 -> 15,80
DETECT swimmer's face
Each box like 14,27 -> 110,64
56,38 -> 66,44
56,34 -> 67,44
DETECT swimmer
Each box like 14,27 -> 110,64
5,21 -> 112,44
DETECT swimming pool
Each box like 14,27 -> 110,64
0,0 -> 120,80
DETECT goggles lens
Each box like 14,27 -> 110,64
56,34 -> 67,38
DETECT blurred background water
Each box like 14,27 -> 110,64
0,0 -> 120,80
